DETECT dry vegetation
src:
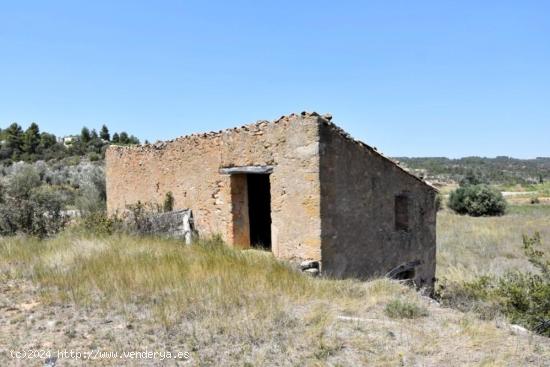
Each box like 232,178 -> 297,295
437,205 -> 550,281
1,226 -> 550,366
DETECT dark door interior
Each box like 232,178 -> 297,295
247,174 -> 271,249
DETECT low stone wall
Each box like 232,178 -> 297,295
127,209 -> 196,244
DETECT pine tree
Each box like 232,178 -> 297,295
119,132 -> 129,144
5,123 -> 23,158
81,127 -> 91,143
38,132 -> 57,150
22,122 -> 40,155
100,124 -> 110,141
112,132 -> 120,143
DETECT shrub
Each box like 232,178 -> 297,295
79,211 -> 122,236
7,163 -> 41,199
74,164 -> 106,216
531,197 -> 540,205
28,186 -> 68,236
448,184 -> 507,216
494,233 -> 550,335
435,276 -> 501,320
0,166 -> 68,237
163,191 -> 174,212
124,201 -> 161,234
437,233 -> 550,336
435,193 -> 443,211
64,156 -> 81,166
385,299 -> 428,319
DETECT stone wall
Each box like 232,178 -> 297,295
319,122 -> 437,287
106,113 -> 322,261
106,111 -> 437,281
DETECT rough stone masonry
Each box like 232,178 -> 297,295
106,112 -> 437,287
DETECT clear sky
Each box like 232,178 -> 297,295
0,1 -> 548,158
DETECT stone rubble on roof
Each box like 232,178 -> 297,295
108,111 -> 435,189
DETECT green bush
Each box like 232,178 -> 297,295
74,164 -> 106,216
435,276 -> 501,321
437,233 -> 550,336
79,211 -> 122,236
0,166 -> 68,237
448,184 -> 507,216
385,299 -> 428,319
163,191 -> 174,212
494,233 -> 550,335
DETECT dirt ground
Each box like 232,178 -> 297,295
0,279 -> 191,366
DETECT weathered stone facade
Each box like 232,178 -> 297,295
319,123 -> 436,287
106,112 -> 437,286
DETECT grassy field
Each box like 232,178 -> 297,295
1,226 -> 550,366
437,204 -> 550,281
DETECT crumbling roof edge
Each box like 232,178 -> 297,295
318,118 -> 438,192
106,112 -> 311,152
106,111 -> 438,192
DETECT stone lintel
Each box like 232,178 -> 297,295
219,165 -> 274,175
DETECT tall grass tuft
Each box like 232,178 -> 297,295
385,299 -> 429,319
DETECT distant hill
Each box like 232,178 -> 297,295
394,156 -> 550,185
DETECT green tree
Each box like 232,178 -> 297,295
100,124 -> 110,141
38,132 -> 57,150
86,129 -> 104,155
459,169 -> 486,187
112,132 -> 120,143
4,123 -> 24,159
37,133 -> 63,160
128,135 -> 140,144
119,132 -> 129,144
22,122 -> 40,156
81,127 -> 91,143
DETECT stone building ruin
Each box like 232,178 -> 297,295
106,112 -> 437,287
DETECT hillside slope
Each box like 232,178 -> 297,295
1,233 -> 548,366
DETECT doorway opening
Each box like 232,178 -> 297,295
247,174 -> 272,250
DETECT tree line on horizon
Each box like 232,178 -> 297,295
396,156 -> 549,186
0,122 -> 140,164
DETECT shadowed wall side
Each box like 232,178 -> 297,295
319,122 -> 437,288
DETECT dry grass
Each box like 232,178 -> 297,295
437,205 -> 550,283
1,233 -> 366,325
1,230 -> 550,365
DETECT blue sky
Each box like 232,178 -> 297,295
0,1 -> 548,158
